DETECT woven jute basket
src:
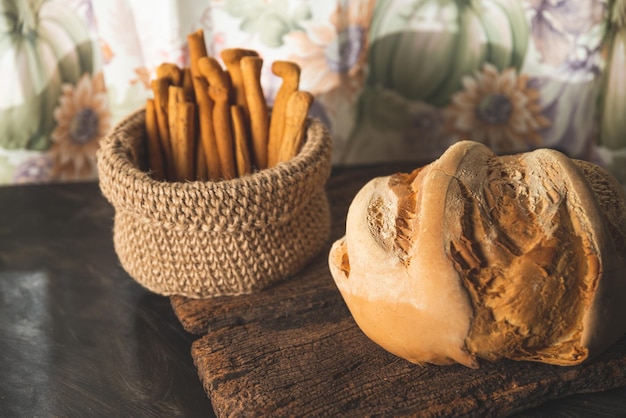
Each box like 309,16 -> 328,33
97,109 -> 332,298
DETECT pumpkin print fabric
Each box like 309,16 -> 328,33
2,0 -> 626,184
0,0 -> 107,184
599,0 -> 626,182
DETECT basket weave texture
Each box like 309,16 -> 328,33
98,109 -> 332,298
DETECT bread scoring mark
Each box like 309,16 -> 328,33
574,159 -> 626,255
364,168 -> 424,265
340,242 -> 351,279
366,194 -> 396,254
446,155 -> 591,365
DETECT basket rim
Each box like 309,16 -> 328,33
97,108 -> 332,230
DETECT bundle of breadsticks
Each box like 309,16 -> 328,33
144,29 -> 313,182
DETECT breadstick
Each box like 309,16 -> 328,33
195,138 -> 208,180
168,86 -> 187,181
168,85 -> 181,180
151,78 -> 175,180
187,30 -> 207,103
277,91 -> 313,164
198,56 -> 230,90
187,31 -> 208,97
187,30 -> 221,180
182,67 -> 195,102
196,77 -> 222,180
181,66 -> 199,175
199,57 -> 236,179
231,105 -> 252,176
241,56 -> 269,170
174,101 -> 195,181
222,71 -> 233,100
167,85 -> 185,143
267,61 -> 300,167
145,98 -> 166,180
187,29 -> 208,68
220,48 -> 258,115
208,85 -> 236,180
157,63 -> 182,86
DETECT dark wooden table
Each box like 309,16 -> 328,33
0,181 -> 214,417
1,165 -> 625,417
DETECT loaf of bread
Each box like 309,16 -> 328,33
328,140 -> 626,367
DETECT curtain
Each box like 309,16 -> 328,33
1,0 -> 625,184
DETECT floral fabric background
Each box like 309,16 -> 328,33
1,0 -> 625,184
0,0 -> 107,183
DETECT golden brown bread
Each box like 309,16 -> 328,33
329,140 -> 626,367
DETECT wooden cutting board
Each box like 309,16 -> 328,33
170,163 -> 626,417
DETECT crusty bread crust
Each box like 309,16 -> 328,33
329,140 -> 626,367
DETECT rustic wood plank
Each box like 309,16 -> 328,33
192,316 -> 626,417
170,251 -> 347,335
170,162 -> 626,416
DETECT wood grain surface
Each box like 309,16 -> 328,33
171,163 -> 626,417
0,182 -> 214,417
